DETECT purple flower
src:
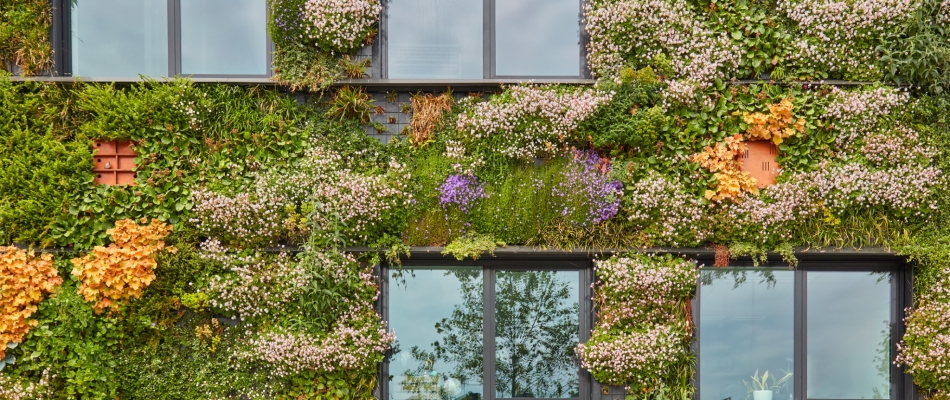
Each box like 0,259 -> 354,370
555,150 -> 623,225
439,174 -> 487,213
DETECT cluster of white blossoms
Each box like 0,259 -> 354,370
456,86 -> 613,160
585,0 -> 740,82
303,0 -> 381,53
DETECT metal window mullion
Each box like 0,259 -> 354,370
54,0 -> 72,76
484,267 -> 496,400
796,270 -> 806,400
578,0 -> 588,78
378,260 -> 390,400
483,0 -> 493,79
578,263 -> 593,399
167,0 -> 180,77
692,266 -> 702,400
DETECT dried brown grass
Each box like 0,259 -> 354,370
407,92 -> 453,146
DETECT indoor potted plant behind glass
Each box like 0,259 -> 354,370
745,369 -> 792,400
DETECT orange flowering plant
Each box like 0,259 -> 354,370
0,247 -> 62,360
739,97 -> 806,145
689,134 -> 760,202
70,218 -> 175,314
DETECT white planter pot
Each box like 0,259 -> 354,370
753,390 -> 773,400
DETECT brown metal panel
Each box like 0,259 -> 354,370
116,172 -> 137,186
94,140 -> 117,155
94,172 -> 117,185
116,140 -> 137,155
93,155 -> 118,171
740,140 -> 779,188
117,155 -> 136,170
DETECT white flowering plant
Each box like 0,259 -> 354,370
578,254 -> 697,395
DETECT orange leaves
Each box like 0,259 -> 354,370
740,98 -> 805,145
70,218 -> 174,314
689,134 -> 760,202
0,247 -> 62,359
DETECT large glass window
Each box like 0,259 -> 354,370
386,265 -> 584,400
71,0 -> 168,77
181,0 -> 268,75
389,267 -> 484,400
698,266 -> 900,400
699,269 -> 795,400
495,0 -> 579,76
70,0 -> 268,78
386,0 -> 581,78
807,272 -> 891,399
387,0 -> 483,79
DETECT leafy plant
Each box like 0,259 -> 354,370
71,218 -> 174,314
442,232 -> 505,260
0,247 -> 61,359
327,85 -> 374,123
745,369 -> 792,392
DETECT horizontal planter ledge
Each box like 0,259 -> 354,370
9,76 -> 892,89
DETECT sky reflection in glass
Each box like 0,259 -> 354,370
807,272 -> 891,399
71,0 -> 168,78
389,267 -> 484,400
388,0 -> 483,79
495,270 -> 579,398
181,0 -> 268,75
699,269 -> 795,400
495,0 -> 579,76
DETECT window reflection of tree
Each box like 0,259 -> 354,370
396,269 -> 484,400
421,270 -> 579,399
700,269 -> 780,289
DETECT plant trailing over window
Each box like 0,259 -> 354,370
70,218 -> 174,314
577,254 -> 697,397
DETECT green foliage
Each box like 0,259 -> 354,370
14,270 -> 125,399
0,77 -> 92,246
880,0 -> 950,94
579,78 -> 668,158
442,232 -> 504,260
51,81 -> 316,247
328,86 -> 375,123
0,0 -> 51,75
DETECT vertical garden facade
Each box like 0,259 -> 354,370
1,0 -> 950,399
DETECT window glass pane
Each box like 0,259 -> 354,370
71,0 -> 168,77
181,0 -> 268,75
389,267 -> 484,400
387,0 -> 483,79
807,272 -> 891,399
699,269 -> 795,400
495,0 -> 579,76
495,270 -> 579,398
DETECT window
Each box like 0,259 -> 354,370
384,0 -> 582,79
697,264 -> 905,400
383,260 -> 592,400
69,0 -> 269,78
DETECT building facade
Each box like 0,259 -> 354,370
1,0 -> 949,399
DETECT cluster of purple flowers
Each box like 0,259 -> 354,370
554,150 -> 624,225
438,174 -> 487,213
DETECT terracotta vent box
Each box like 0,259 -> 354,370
740,141 -> 779,188
93,140 -> 137,186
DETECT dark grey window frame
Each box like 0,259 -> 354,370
692,257 -> 916,400
50,0 -> 272,79
378,0 -> 590,80
379,256 -> 595,400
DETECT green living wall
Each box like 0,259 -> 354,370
2,0 -> 950,398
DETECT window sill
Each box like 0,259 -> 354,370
8,76 -> 598,89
